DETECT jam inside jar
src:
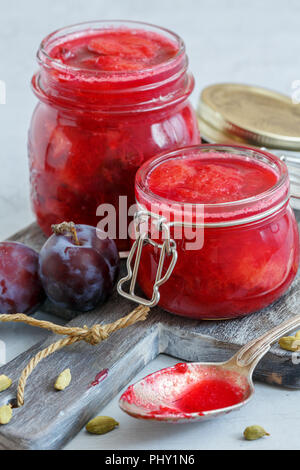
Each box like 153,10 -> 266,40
134,145 -> 299,320
28,21 -> 200,251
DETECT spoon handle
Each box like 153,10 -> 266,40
235,314 -> 300,368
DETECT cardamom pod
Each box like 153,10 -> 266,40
244,425 -> 270,441
86,416 -> 119,435
278,336 -> 300,352
0,375 -> 12,392
0,405 -> 12,425
54,368 -> 71,391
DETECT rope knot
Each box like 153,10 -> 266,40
0,305 -> 150,407
84,325 -> 109,345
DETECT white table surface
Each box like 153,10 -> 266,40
0,0 -> 300,450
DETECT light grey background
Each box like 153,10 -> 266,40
0,0 -> 300,450
1,0 -> 300,239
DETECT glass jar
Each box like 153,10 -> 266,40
28,20 -> 200,251
118,145 -> 299,320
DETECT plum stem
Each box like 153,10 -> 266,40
52,222 -> 80,246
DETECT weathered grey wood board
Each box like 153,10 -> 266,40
0,221 -> 299,449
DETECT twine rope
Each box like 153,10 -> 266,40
0,305 -> 150,407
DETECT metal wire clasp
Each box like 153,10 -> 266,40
117,210 -> 178,307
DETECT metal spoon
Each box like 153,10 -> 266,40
119,315 -> 300,423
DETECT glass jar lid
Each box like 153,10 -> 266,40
197,83 -> 300,151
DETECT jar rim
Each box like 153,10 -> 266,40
37,19 -> 185,77
136,144 -> 290,223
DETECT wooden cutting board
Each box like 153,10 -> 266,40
0,221 -> 299,450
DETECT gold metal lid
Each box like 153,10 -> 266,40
197,83 -> 300,150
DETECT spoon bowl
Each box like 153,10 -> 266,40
120,314 -> 300,422
120,361 -> 253,422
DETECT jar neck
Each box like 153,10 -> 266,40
135,197 -> 290,229
135,145 -> 290,226
33,43 -> 194,114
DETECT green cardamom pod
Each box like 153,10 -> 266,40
0,405 -> 12,425
0,375 -> 12,392
278,336 -> 300,352
244,425 -> 270,441
54,368 -> 71,391
86,416 -> 119,435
